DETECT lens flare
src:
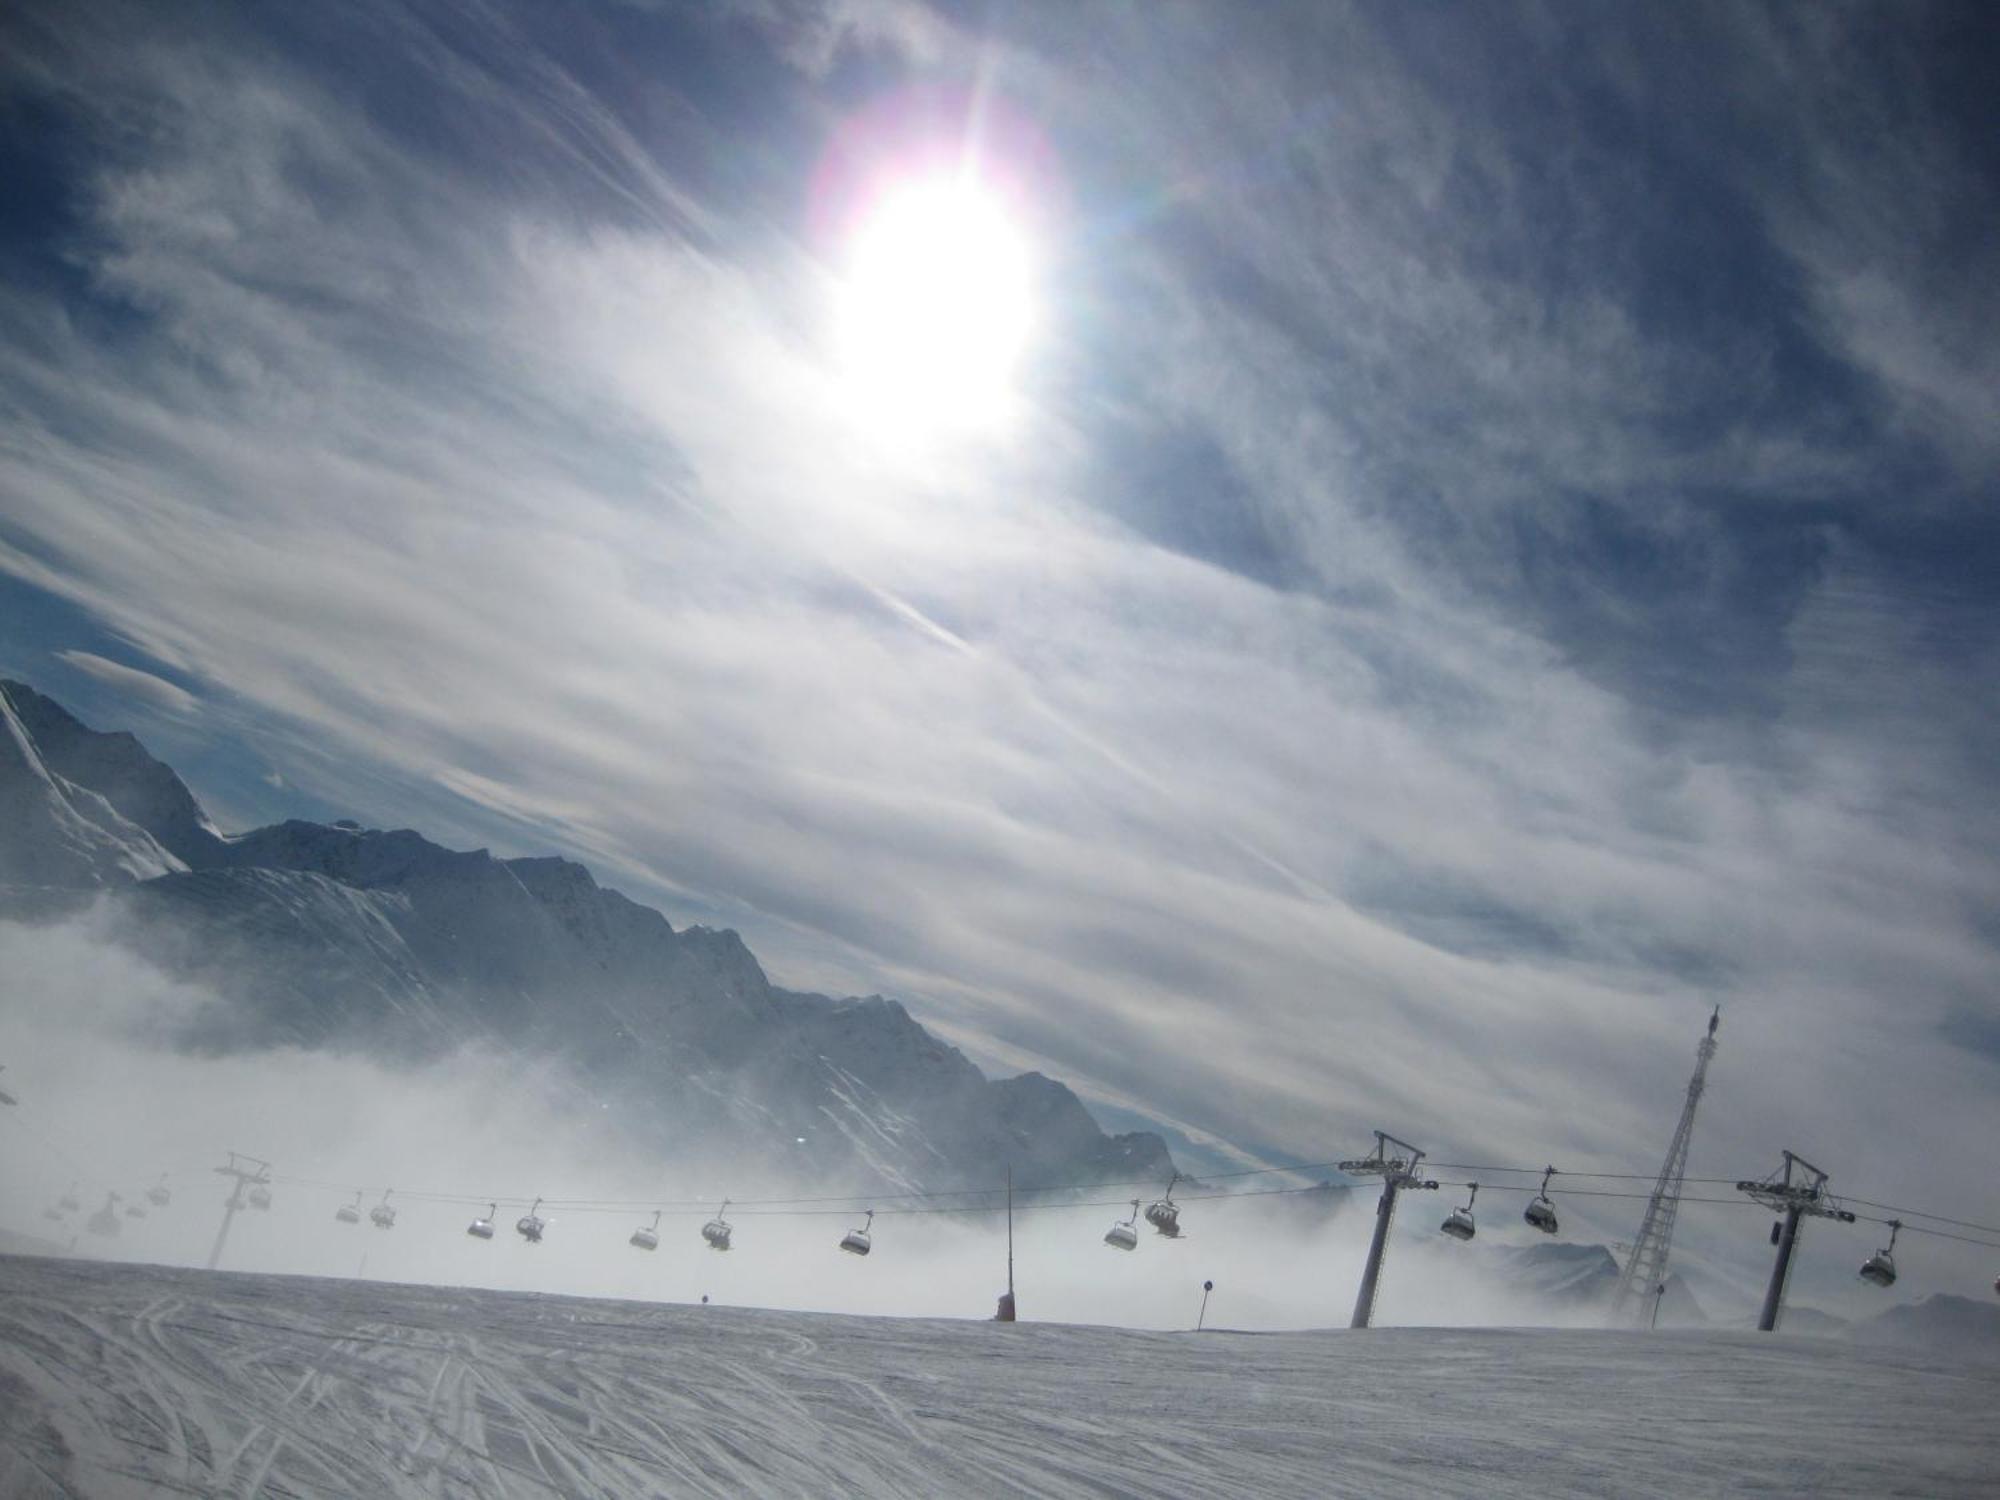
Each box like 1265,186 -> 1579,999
835,173 -> 1039,435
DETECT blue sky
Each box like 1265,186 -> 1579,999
1,1 -> 1996,1298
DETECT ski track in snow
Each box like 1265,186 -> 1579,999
0,1255 -> 1994,1498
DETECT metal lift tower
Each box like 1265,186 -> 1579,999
1735,1150 -> 1854,1331
1609,1007 -> 1720,1326
206,1151 -> 271,1272
1340,1131 -> 1438,1329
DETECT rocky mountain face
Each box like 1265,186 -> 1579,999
0,678 -> 1173,1192
0,682 -> 183,889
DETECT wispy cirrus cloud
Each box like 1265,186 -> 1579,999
52,649 -> 198,715
0,0 -> 1994,1307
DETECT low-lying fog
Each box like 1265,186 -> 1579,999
3,910 -> 1692,1332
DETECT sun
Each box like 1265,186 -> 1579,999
834,174 -> 1039,436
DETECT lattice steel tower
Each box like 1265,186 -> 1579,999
1609,1007 -> 1719,1326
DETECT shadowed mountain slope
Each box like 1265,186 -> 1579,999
0,677 -> 1173,1191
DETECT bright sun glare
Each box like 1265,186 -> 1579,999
836,175 -> 1038,436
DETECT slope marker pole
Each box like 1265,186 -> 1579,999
994,1163 -> 1017,1322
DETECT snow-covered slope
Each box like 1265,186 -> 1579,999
0,681 -> 183,890
1,1256 -> 1993,1498
0,680 -> 1172,1192
117,866 -> 447,1050
2,680 -> 224,866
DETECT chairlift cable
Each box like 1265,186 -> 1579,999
231,1166 -> 2000,1247
1840,1199 -> 2000,1237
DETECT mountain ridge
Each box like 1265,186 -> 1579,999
0,676 -> 1175,1192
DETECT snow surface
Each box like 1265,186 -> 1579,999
2,1255 -> 1994,1498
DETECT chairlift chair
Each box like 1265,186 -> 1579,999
517,1198 -> 547,1243
59,1184 -> 80,1213
1523,1166 -> 1559,1235
369,1190 -> 397,1229
630,1210 -> 662,1252
1441,1183 -> 1478,1241
42,1205 -> 63,1222
467,1202 -> 496,1240
1858,1221 -> 1901,1289
124,1199 -> 147,1219
248,1182 -> 273,1211
1144,1174 -> 1184,1239
335,1191 -> 362,1224
701,1201 -> 733,1251
1104,1199 -> 1141,1251
87,1193 -> 122,1236
839,1210 -> 874,1256
146,1175 -> 172,1208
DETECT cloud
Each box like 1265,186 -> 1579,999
0,0 -> 1993,1305
52,649 -> 200,716
1,907 -> 1618,1332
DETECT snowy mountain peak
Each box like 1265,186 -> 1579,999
0,680 -> 185,888
0,679 -> 1175,1192
1,678 -> 222,866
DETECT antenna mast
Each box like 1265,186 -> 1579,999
1609,1007 -> 1719,1326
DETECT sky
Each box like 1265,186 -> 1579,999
0,0 -> 1996,1309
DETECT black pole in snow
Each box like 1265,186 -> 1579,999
206,1183 -> 243,1272
1758,1204 -> 1805,1332
1350,1177 -> 1401,1328
994,1164 -> 1018,1322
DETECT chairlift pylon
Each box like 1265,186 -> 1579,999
1144,1173 -> 1184,1239
1104,1199 -> 1141,1252
335,1190 -> 362,1225
369,1189 -> 397,1229
630,1210 -> 662,1252
467,1202 -> 496,1240
839,1209 -> 874,1257
516,1197 -> 547,1244
702,1200 -> 733,1251
1442,1182 -> 1478,1241
1524,1166 -> 1559,1235
1858,1220 -> 1900,1289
